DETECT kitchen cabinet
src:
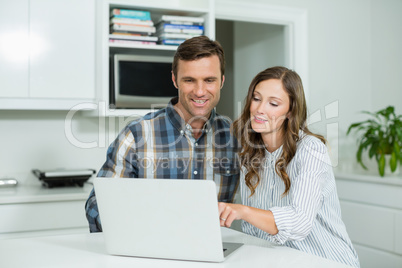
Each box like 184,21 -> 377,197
335,172 -> 402,268
0,0 -> 29,98
0,183 -> 92,239
0,0 -> 95,110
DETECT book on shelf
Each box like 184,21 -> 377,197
109,33 -> 158,42
156,23 -> 204,35
157,15 -> 205,24
109,39 -> 157,45
159,39 -> 186,46
110,29 -> 154,36
159,20 -> 203,26
110,8 -> 151,21
110,17 -> 154,26
111,24 -> 156,34
112,22 -> 156,29
158,33 -> 200,40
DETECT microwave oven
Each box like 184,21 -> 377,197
111,54 -> 178,109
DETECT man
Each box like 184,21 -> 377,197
85,36 -> 240,232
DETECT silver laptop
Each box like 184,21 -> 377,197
94,178 -> 243,262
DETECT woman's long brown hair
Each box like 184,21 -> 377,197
232,66 -> 325,197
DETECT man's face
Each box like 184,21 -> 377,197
172,55 -> 224,125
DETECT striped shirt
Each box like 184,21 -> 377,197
240,133 -> 360,268
86,98 -> 240,232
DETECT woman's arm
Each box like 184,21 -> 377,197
218,202 -> 278,235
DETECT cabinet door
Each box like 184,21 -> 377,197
0,0 -> 29,98
29,0 -> 95,99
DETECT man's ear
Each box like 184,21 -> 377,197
171,71 -> 178,89
220,75 -> 225,89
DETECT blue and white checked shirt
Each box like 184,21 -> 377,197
86,98 -> 240,232
240,133 -> 360,268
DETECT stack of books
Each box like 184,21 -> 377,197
109,8 -> 158,45
155,15 -> 205,46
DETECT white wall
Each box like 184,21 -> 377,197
0,110 -> 112,184
371,0 -> 402,114
1,0 -> 401,182
223,0 -> 401,171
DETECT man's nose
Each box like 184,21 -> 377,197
193,81 -> 206,96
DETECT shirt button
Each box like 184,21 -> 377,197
193,170 -> 198,175
195,143 -> 198,146
180,130 -> 184,135
226,170 -> 230,174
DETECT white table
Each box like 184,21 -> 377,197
0,227 -> 351,268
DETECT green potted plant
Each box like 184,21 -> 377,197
347,106 -> 402,176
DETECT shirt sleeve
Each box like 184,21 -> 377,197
84,126 -> 138,232
85,188 -> 102,232
269,138 -> 330,244
97,126 -> 138,178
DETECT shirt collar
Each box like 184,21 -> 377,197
265,145 -> 283,160
166,97 -> 216,134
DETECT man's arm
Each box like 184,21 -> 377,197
84,127 -> 138,232
85,188 -> 102,232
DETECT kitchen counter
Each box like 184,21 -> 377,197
0,182 -> 93,204
0,182 -> 93,238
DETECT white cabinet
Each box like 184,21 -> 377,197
29,0 -> 95,99
92,0 -> 214,117
0,0 -> 95,110
0,184 -> 92,239
0,0 -> 29,98
335,172 -> 402,268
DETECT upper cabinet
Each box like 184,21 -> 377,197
0,0 -> 95,110
0,0 -> 29,98
93,0 -> 215,117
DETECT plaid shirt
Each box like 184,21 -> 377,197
85,98 -> 240,232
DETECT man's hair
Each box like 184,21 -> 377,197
172,35 -> 225,81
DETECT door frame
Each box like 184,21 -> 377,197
214,0 -> 309,101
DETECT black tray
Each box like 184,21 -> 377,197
32,169 -> 96,188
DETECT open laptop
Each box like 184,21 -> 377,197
93,178 -> 243,262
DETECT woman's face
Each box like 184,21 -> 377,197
249,79 -> 290,136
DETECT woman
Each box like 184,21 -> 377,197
219,66 -> 360,267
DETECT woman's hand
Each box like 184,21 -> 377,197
218,202 -> 247,228
218,202 -> 279,235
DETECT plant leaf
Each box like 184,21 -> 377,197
390,152 -> 397,172
369,144 -> 377,159
378,154 -> 385,177
395,142 -> 402,165
347,122 -> 365,135
356,144 -> 368,170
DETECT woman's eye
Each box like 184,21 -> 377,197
252,97 -> 260,101
270,103 -> 278,107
